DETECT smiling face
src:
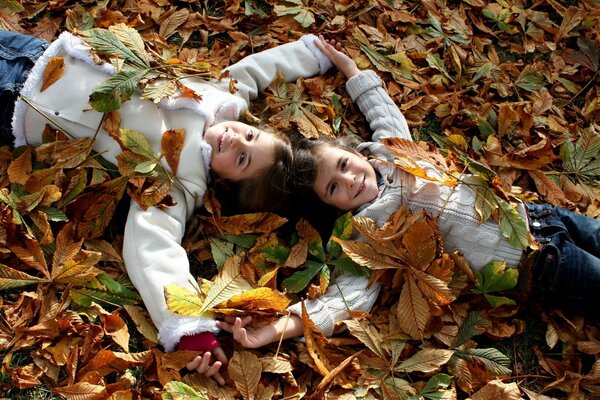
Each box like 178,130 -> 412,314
204,121 -> 277,181
312,145 -> 379,211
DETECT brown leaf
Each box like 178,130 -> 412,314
161,128 -> 185,176
228,351 -> 261,400
396,274 -> 430,339
471,379 -> 522,400
41,57 -> 64,92
102,110 -> 121,136
402,218 -> 438,271
53,382 -> 108,400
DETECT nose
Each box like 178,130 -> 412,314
340,171 -> 355,188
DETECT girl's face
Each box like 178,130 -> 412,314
205,121 -> 276,181
312,145 -> 379,211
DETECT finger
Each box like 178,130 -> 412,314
195,351 -> 212,374
204,361 -> 223,377
238,315 -> 252,327
186,355 -> 202,371
212,346 -> 228,365
213,372 -> 226,386
215,320 -> 233,333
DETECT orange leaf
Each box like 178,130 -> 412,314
7,146 -> 32,185
221,287 -> 290,312
161,128 -> 185,176
41,56 -> 64,92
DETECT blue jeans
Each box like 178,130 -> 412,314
527,203 -> 600,316
0,31 -> 48,146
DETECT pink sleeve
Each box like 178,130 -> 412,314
177,332 -> 220,352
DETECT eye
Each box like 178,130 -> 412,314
341,159 -> 348,170
238,152 -> 246,166
329,182 -> 338,196
246,130 -> 254,141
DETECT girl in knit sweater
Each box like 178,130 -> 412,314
219,37 -> 600,349
0,29 -> 334,383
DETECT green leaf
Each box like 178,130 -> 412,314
497,198 -> 529,249
0,264 -> 48,290
223,233 -> 258,249
71,273 -> 141,307
282,260 -> 326,293
328,258 -> 368,276
294,9 -> 315,27
408,373 -> 453,400
472,62 -> 495,82
120,129 -> 157,160
452,310 -> 491,348
134,159 -> 158,174
472,261 -> 519,295
329,212 -> 354,259
426,53 -> 453,82
81,27 -> 149,69
210,237 -> 235,269
162,381 -> 208,400
0,0 -> 25,12
89,66 -> 150,112
484,293 -> 516,308
38,206 -> 68,222
261,244 -> 291,264
515,68 -> 545,92
454,348 -> 512,375
108,24 -> 150,67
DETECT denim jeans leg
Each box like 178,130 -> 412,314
528,203 -> 600,315
0,30 -> 49,146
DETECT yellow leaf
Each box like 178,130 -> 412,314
164,284 -> 204,317
199,255 -> 254,314
221,287 -> 290,312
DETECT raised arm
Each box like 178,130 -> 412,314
316,38 -> 411,142
225,34 -> 332,104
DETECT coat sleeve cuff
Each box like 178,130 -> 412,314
299,34 -> 332,74
177,332 -> 221,352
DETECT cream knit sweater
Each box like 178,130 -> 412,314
288,70 -> 527,335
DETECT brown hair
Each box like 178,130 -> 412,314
215,132 -> 293,214
286,135 -> 360,238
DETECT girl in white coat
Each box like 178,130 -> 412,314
1,29 -> 332,382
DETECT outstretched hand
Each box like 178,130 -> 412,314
314,35 -> 361,79
217,314 -> 305,349
185,347 -> 228,385
216,316 -> 270,348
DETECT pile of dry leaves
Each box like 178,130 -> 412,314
0,0 -> 599,399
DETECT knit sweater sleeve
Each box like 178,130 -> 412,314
345,70 -> 412,142
225,34 -> 330,105
286,272 -> 381,336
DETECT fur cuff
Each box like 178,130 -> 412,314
159,315 -> 219,352
299,34 -> 332,75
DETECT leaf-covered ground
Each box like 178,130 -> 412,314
1,0 -> 600,399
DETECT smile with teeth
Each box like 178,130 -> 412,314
354,175 -> 365,198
